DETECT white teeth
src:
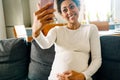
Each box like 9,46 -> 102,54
68,13 -> 76,18
69,14 -> 74,17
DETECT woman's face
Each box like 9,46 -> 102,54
60,0 -> 79,24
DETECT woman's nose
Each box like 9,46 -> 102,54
67,8 -> 72,14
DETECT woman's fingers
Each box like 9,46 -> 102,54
40,13 -> 55,22
35,2 -> 54,15
32,2 -> 54,38
37,9 -> 55,20
63,70 -> 72,75
34,4 -> 56,28
57,74 -> 65,80
42,20 -> 54,28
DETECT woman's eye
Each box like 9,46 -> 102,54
69,5 -> 74,9
63,8 -> 68,13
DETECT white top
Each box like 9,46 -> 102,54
35,24 -> 102,80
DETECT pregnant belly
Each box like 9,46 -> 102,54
51,52 -> 88,74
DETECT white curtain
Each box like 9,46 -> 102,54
0,0 -> 6,39
112,0 -> 120,22
84,0 -> 111,21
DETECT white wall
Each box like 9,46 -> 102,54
3,0 -> 23,26
2,0 -> 31,38
29,0 -> 39,25
3,0 -> 31,27
0,0 -> 6,39
21,0 -> 31,27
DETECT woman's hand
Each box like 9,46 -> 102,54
57,72 -> 71,80
57,70 -> 86,80
68,70 -> 86,80
32,2 -> 55,38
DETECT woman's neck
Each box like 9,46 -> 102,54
67,22 -> 81,30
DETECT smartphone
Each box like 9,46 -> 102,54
39,0 -> 54,9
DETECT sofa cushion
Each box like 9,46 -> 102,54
0,38 -> 30,80
28,39 -> 55,80
30,39 -> 55,65
100,36 -> 120,61
94,36 -> 120,80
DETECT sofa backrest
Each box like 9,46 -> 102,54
0,38 -> 31,80
28,39 -> 55,80
94,36 -> 120,80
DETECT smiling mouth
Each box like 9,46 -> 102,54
68,13 -> 77,19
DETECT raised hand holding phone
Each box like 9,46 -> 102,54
36,0 -> 66,36
32,0 -> 66,37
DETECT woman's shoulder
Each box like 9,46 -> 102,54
82,24 -> 98,30
48,26 -> 66,34
82,23 -> 97,27
53,25 -> 66,30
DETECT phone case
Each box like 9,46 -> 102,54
39,0 -> 54,8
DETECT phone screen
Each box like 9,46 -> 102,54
39,0 -> 54,9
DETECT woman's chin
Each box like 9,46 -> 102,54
69,20 -> 77,24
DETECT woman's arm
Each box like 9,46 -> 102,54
32,2 -> 56,49
82,24 -> 102,79
32,2 -> 55,38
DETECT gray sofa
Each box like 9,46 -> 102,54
0,36 -> 120,80
93,36 -> 120,80
0,38 -> 31,80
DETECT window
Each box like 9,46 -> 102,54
82,0 -> 112,22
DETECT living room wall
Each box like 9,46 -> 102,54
3,0 -> 31,27
2,0 -> 31,38
0,0 -> 6,39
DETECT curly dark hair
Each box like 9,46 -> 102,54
56,0 -> 80,13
